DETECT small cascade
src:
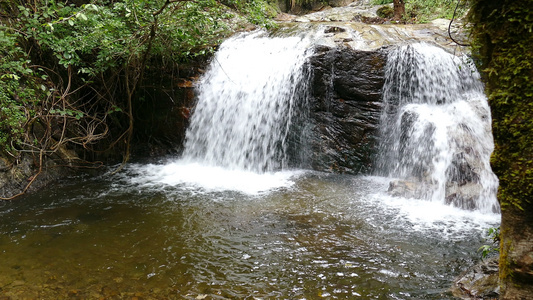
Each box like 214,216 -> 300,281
182,30 -> 314,172
376,43 -> 499,213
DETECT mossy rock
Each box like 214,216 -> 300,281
469,0 -> 533,297
376,5 -> 393,18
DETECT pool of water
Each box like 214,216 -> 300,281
0,162 -> 499,299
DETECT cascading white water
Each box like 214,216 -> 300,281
377,43 -> 499,213
181,30 -> 314,173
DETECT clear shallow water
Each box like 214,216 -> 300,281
0,164 -> 499,299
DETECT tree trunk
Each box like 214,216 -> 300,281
469,0 -> 533,298
393,0 -> 405,20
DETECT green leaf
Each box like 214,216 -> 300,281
85,4 -> 99,11
76,12 -> 88,21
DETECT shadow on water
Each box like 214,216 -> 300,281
0,169 -> 499,299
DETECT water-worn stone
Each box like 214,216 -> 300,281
445,182 -> 484,210
452,256 -> 499,299
388,179 -> 423,198
306,45 -> 386,173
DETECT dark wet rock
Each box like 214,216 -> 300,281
300,20 -> 471,175
447,152 -> 481,185
324,26 -> 347,33
0,142 -> 83,199
305,46 -> 386,173
452,256 -> 500,299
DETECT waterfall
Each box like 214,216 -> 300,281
376,43 -> 499,213
182,30 -> 314,173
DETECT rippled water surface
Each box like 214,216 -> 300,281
0,164 -> 499,299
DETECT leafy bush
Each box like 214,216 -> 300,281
406,0 -> 470,23
377,5 -> 394,18
0,29 -> 41,156
0,0 -> 272,160
371,0 -> 470,23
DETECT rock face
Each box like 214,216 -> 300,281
306,43 -> 386,173
0,145 -> 78,199
295,21 -> 471,174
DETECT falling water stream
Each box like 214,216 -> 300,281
377,44 -> 499,213
0,31 -> 499,299
182,30 -> 313,172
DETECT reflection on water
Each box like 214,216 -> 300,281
0,166 -> 499,299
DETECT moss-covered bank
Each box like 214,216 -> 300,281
469,0 -> 533,298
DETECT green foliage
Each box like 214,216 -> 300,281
12,0 -> 238,72
377,5 -> 394,18
479,226 -> 500,259
0,0 -> 273,158
372,0 -> 393,5
0,29 -> 41,156
244,0 -> 277,28
406,0 -> 470,23
371,0 -> 469,23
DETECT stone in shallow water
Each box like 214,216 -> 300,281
452,256 -> 499,299
387,179 -> 422,199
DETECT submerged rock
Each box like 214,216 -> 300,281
445,182 -> 484,210
387,179 -> 424,198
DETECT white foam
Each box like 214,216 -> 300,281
128,161 -> 302,195
370,191 -> 500,237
